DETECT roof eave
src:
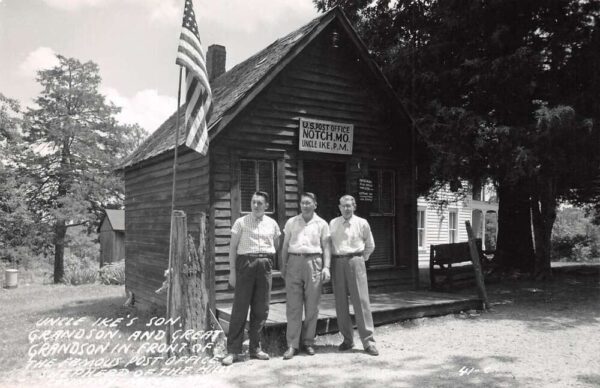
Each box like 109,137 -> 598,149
208,10 -> 338,140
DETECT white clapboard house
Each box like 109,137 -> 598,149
417,182 -> 498,267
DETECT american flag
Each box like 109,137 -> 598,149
176,0 -> 212,155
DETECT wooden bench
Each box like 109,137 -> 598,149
429,239 -> 487,291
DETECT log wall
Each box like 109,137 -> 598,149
124,149 -> 209,310
211,22 -> 415,301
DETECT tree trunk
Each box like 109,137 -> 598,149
531,180 -> 557,280
53,219 -> 67,283
54,139 -> 70,283
495,179 -> 535,273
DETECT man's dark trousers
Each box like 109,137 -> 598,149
226,254 -> 272,354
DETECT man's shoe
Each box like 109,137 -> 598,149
303,345 -> 316,356
283,347 -> 297,360
338,341 -> 354,351
250,350 -> 270,360
365,345 -> 379,356
221,353 -> 237,366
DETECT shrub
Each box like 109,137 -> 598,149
552,207 -> 600,262
67,226 -> 100,262
99,260 -> 125,285
62,255 -> 98,285
552,235 -> 591,262
0,247 -> 54,284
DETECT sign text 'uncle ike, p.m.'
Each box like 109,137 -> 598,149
299,118 -> 354,155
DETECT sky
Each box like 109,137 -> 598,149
0,0 -> 319,133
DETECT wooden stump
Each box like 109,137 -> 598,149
465,220 -> 490,310
167,211 -> 221,354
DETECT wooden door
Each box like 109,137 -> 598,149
302,160 -> 346,222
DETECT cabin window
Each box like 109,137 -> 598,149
448,209 -> 458,243
417,208 -> 426,249
239,159 -> 276,213
367,168 -> 395,267
368,169 -> 395,215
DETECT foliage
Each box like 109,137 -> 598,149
0,94 -> 50,259
13,54 -> 145,282
62,254 -> 98,285
552,207 -> 600,262
0,93 -> 21,140
22,55 -> 125,224
66,226 -> 100,261
98,260 -> 125,285
485,212 -> 498,251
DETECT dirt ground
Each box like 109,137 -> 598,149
1,265 -> 598,388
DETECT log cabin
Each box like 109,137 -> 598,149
119,7 -> 418,310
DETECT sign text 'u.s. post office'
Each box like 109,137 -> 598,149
299,118 -> 354,155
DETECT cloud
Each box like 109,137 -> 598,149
18,47 -> 60,77
40,0 -> 316,28
199,0 -> 316,33
41,0 -> 179,23
101,87 -> 176,133
146,0 -> 179,24
41,0 -> 112,11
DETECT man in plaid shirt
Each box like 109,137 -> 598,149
222,191 -> 281,365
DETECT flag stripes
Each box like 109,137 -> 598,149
175,0 -> 212,155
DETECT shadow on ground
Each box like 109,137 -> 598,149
455,269 -> 600,332
216,354 -> 539,388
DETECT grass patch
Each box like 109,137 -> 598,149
0,283 -> 224,383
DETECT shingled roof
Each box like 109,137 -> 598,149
99,209 -> 125,232
120,10 -> 333,169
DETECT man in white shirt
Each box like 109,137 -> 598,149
329,194 -> 378,356
222,191 -> 281,366
281,192 -> 331,359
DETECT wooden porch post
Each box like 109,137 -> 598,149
481,211 -> 487,251
465,220 -> 489,310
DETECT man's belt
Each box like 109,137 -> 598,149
332,251 -> 364,259
289,252 -> 321,258
239,253 -> 274,259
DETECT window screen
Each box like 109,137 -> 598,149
240,159 -> 275,213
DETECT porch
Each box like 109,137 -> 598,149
216,290 -> 483,336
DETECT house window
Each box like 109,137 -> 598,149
240,159 -> 275,213
417,208 -> 426,249
448,209 -> 458,243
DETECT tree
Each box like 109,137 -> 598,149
530,106 -> 598,276
315,0 -> 600,277
0,94 -> 38,259
21,55 -> 143,283
0,93 -> 21,140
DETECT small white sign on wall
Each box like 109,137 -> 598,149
298,118 -> 354,155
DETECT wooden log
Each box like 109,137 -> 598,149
177,229 -> 208,352
167,211 -> 218,354
167,210 -> 187,347
465,221 -> 490,310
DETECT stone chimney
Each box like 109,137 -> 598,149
206,44 -> 226,81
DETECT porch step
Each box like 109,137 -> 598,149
216,290 -> 482,336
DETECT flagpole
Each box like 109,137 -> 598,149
166,66 -> 183,344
